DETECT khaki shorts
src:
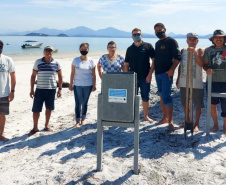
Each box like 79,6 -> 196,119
0,97 -> 9,115
180,87 -> 204,109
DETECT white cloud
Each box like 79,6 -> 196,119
29,0 -> 118,11
130,0 -> 226,15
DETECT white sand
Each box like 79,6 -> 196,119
0,54 -> 226,185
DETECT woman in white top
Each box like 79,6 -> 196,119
97,41 -> 125,79
69,43 -> 96,127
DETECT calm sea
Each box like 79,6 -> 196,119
0,36 -> 212,56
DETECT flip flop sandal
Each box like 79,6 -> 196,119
28,129 -> 39,136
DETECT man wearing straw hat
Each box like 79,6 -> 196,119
176,33 -> 204,133
0,40 -> 16,142
203,29 -> 226,134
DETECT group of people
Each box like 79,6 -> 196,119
1,22 -> 226,142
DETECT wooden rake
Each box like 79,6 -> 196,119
184,51 -> 194,138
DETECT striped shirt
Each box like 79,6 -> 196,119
33,57 -> 61,89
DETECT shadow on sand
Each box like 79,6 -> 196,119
1,84 -> 225,184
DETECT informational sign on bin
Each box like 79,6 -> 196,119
108,89 -> 127,103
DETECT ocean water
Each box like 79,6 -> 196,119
0,36 -> 212,56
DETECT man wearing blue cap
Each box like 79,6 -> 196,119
176,33 -> 204,132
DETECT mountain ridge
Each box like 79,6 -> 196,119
1,26 -> 212,38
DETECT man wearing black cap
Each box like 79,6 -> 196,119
0,40 -> 16,142
203,29 -> 226,134
29,46 -> 63,135
149,23 -> 181,130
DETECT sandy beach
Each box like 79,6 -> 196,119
0,53 -> 226,185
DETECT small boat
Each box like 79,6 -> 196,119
24,40 -> 38,42
53,49 -> 58,53
21,43 -> 43,49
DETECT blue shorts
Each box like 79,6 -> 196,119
155,72 -> 173,107
137,79 -> 150,102
32,89 -> 56,112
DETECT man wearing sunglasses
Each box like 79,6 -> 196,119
29,46 -> 63,135
0,40 -> 16,142
125,28 -> 155,123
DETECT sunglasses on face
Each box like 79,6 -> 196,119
45,49 -> 53,52
108,47 -> 116,49
133,33 -> 141,37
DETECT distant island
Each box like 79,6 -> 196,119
57,33 -> 68,37
25,33 -> 48,36
1,26 -> 212,39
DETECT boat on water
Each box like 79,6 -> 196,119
21,43 -> 43,49
53,49 -> 58,53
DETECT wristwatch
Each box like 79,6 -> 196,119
11,90 -> 15,93
59,88 -> 62,90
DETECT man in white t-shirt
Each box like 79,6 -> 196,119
176,33 -> 204,132
0,40 -> 16,142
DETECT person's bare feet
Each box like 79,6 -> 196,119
44,127 -> 53,132
167,123 -> 174,131
74,122 -> 80,128
194,125 -> 199,133
223,124 -> 226,134
0,136 -> 9,142
81,120 -> 85,125
210,126 -> 219,132
156,117 -> 168,124
144,116 -> 153,123
179,123 -> 184,128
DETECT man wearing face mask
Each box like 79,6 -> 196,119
150,23 -> 181,130
29,46 -> 63,135
0,40 -> 16,142
124,28 -> 155,123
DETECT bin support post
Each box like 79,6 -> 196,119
206,75 -> 212,135
133,96 -> 140,175
97,94 -> 103,171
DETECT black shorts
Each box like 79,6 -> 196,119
32,89 -> 56,112
211,82 -> 226,117
0,97 -> 9,115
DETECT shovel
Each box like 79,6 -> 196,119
184,50 -> 194,138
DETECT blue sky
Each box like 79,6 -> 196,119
1,0 -> 225,35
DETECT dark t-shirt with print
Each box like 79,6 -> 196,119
154,37 -> 181,74
204,45 -> 226,92
125,41 -> 155,80
204,45 -> 226,70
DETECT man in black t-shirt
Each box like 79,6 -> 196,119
125,28 -> 155,123
149,23 -> 181,130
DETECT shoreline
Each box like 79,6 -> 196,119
7,50 -> 127,62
